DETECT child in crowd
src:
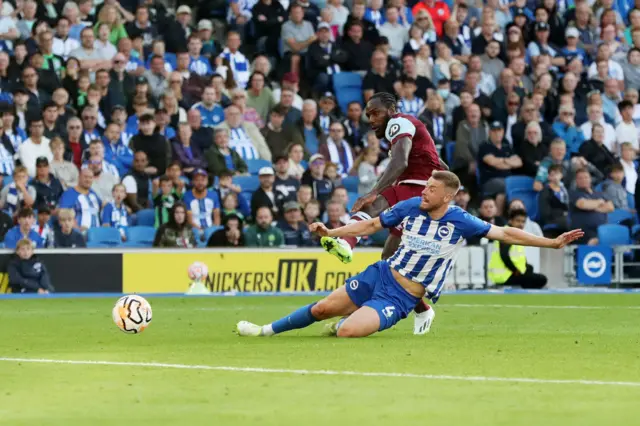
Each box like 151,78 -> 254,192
217,171 -> 250,218
75,71 -> 90,110
398,76 -> 424,117
297,185 -> 313,210
221,192 -> 244,222
166,161 -> 186,195
303,199 -> 321,225
8,238 -> 54,294
154,175 -> 180,228
35,206 -> 54,248
324,162 -> 342,187
0,166 -> 36,217
603,163 -> 629,210
102,183 -> 129,240
449,62 -> 465,94
53,208 -> 86,248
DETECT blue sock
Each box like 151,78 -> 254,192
270,303 -> 318,335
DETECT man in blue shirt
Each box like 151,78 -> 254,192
4,208 -> 44,249
191,86 -> 224,127
187,35 -> 213,76
277,201 -> 314,246
182,168 -> 221,230
59,168 -> 102,232
237,171 -> 583,338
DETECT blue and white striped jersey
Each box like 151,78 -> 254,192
380,198 -> 491,298
398,97 -> 424,118
182,189 -> 220,229
59,188 -> 102,229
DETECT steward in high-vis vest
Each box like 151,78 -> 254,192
488,209 -> 548,289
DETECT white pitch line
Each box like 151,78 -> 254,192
1,357 -> 639,388
441,303 -> 640,310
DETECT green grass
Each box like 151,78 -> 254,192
1,294 -> 640,425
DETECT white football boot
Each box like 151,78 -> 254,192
236,321 -> 264,336
413,306 -> 435,335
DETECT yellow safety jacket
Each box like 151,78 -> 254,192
487,231 -> 527,284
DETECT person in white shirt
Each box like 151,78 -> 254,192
620,142 -> 638,194
587,44 -> 625,89
615,100 -> 639,154
0,11 -> 18,52
17,116 -> 52,177
53,17 -> 80,59
580,104 -> 617,152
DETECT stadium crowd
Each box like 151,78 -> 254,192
0,0 -> 637,250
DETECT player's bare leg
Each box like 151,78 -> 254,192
237,286 -> 358,336
321,195 -> 390,264
335,306 -> 381,338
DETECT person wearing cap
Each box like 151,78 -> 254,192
307,22 -> 346,95
277,200 -> 314,246
183,168 -> 221,230
560,27 -> 588,67
32,156 -> 64,212
302,153 -> 333,208
129,113 -> 172,176
281,3 -> 315,75
164,5 -> 193,54
125,5 -> 159,56
478,121 -> 522,212
244,206 -> 284,247
217,31 -> 250,89
251,0 -> 287,57
250,166 -> 278,218
317,93 -> 340,134
273,154 -> 300,212
527,21 -> 565,70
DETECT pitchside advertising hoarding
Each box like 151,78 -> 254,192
122,251 -> 381,293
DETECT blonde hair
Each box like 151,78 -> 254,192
50,136 -> 65,151
58,208 -> 76,221
432,170 -> 461,191
13,165 -> 27,177
97,4 -> 122,28
16,239 -> 33,251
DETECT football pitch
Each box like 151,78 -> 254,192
1,294 -> 639,426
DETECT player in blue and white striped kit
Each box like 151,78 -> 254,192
237,171 -> 583,338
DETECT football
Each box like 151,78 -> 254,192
112,295 -> 152,334
188,261 -> 209,281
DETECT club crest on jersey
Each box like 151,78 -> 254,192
388,123 -> 400,137
437,225 -> 453,239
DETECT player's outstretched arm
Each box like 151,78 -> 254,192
486,225 -> 584,249
310,218 -> 383,239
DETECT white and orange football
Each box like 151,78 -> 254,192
112,295 -> 152,334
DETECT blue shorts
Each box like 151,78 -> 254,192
345,260 -> 421,331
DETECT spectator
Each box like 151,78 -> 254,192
307,22 -> 346,95
4,208 -> 44,249
362,50 -> 397,103
303,199 -> 321,224
220,191 -> 244,222
452,185 -> 475,215
289,99 -> 325,155
418,92 -> 447,148
286,142 -> 306,179
231,88 -> 264,129
319,122 -> 355,177
125,6 -> 158,56
144,55 -> 168,100
217,104 -> 271,162
153,201 -> 197,248
355,147 -> 379,195
8,238 -> 54,293
122,151 -> 152,212
53,208 -> 86,248
87,153 -> 118,203
570,168 -> 614,245
379,7 -> 408,59
101,183 -> 128,240
602,163 -> 630,210
102,122 -> 133,178
64,116 -> 85,168
0,166 -> 35,217
412,0 -> 449,37
129,113 -> 171,176
301,153 -> 333,210
507,198 -> 543,236
32,156 -> 63,212
93,4 -> 128,46
246,71 -> 275,125
192,86 -> 224,128
553,105 -> 585,158
94,22 -> 118,60
218,31 -> 249,88
279,87 -> 303,125
69,27 -> 112,79
578,123 -> 618,173
514,121 -> 548,177
251,166 -> 277,218
620,142 -> 637,194
183,168 -> 221,230
251,0 -> 287,58
49,136 -> 78,189
207,214 -> 245,247
274,155 -> 300,213
342,102 -> 370,152
467,197 -> 505,245
172,122 -> 206,176
488,209 -> 548,289
538,164 -> 570,237
244,205 -> 284,247
277,200 -> 313,246
324,200 -> 347,229
261,105 -> 290,158
153,175 -> 180,228
42,101 -> 64,140
453,103 -> 487,194
615,100 -> 639,154
59,168 -> 101,232
18,115 -> 52,177
398,76 -> 424,117
580,103 -> 617,152
205,128 -> 249,177
272,72 -> 304,111
280,4 -> 316,75
341,20 -> 375,72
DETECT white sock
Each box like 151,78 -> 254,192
261,324 -> 274,336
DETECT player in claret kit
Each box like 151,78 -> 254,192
236,171 -> 584,338
320,91 -> 447,334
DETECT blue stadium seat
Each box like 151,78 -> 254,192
86,241 -> 115,248
342,176 -> 359,193
300,160 -> 308,170
347,192 -> 359,211
233,175 -> 260,192
628,192 -> 635,210
333,72 -> 363,112
127,226 -> 156,245
505,176 -> 534,194
445,143 -> 455,166
597,224 -> 630,246
608,209 -> 634,224
136,209 -> 155,227
507,189 -> 538,220
594,182 -> 604,192
198,226 -> 224,247
87,227 -> 122,247
122,241 -> 152,248
247,159 -> 272,175
2,174 -> 13,187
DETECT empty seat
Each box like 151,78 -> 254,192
597,224 -> 630,246
135,209 -> 155,227
505,175 -> 535,194
127,226 -> 156,245
247,159 -> 272,175
333,72 -> 363,112
507,189 -> 539,220
232,175 -> 260,192
198,226 -> 224,247
87,227 -> 121,247
346,192 -> 359,211
342,176 -> 359,193
608,209 -> 634,224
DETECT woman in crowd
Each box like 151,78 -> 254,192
161,90 -> 187,130
207,214 -> 245,247
245,71 -> 275,124
93,4 -> 128,46
231,88 -> 264,129
287,142 -> 306,180
153,202 -> 197,248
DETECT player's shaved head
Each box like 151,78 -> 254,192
432,171 -> 461,193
